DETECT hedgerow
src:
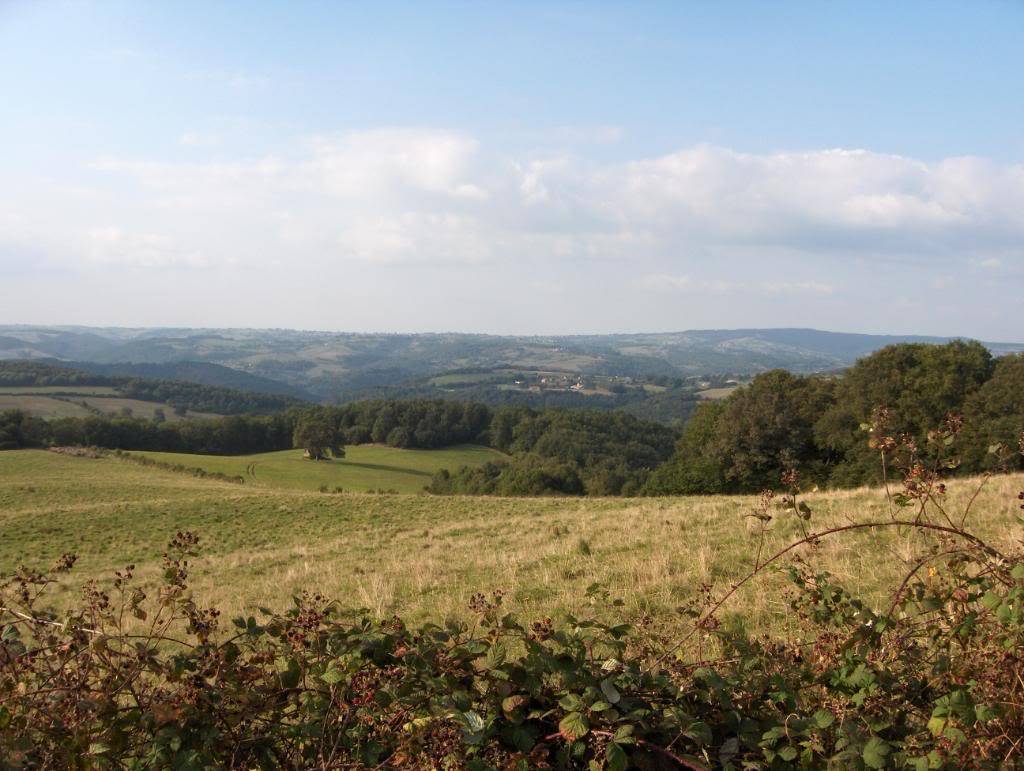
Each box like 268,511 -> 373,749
2,416 -> 1023,768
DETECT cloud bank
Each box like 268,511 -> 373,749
21,132 -> 1021,269
2,130 -> 1022,335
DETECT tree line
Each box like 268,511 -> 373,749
0,411 -> 295,455
428,408 -> 677,495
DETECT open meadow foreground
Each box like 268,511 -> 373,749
3,448 -> 1021,635
5,445 -> 1024,767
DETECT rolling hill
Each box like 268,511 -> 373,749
2,325 -> 1020,403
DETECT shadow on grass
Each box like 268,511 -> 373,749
337,461 -> 433,478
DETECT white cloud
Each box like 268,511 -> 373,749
11,134 -> 1024,287
635,274 -> 834,295
84,227 -> 207,268
307,129 -> 486,200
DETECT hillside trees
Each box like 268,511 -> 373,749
0,410 -> 48,450
960,353 -> 1024,471
643,401 -> 727,495
708,370 -> 838,490
647,341 -> 1009,495
814,341 -> 993,486
429,409 -> 675,496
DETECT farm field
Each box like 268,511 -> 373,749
76,396 -> 219,421
697,385 -> 741,400
132,444 -> 505,493
0,394 -> 94,418
0,391 -> 219,421
2,449 -> 1021,641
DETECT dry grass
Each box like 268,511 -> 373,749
2,449 -> 1021,641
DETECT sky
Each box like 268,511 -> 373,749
1,1 -> 1023,340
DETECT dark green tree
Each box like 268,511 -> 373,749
706,371 -> 837,491
815,341 -> 993,485
643,401 -> 727,495
960,353 -> 1024,472
293,414 -> 343,461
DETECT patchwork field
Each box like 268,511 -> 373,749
0,394 -> 94,418
132,444 -> 505,493
2,449 -> 1021,642
0,388 -> 219,421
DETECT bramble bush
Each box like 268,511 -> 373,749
2,415 -> 1023,769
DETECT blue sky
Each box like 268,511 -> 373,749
2,1 -> 1023,338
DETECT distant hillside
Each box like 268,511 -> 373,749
61,360 -> 314,401
1,325 -> 1020,402
0,360 -> 307,416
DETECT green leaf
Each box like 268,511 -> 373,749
612,724 -> 634,743
559,711 -> 590,741
605,742 -> 628,771
558,693 -> 582,712
462,710 -> 485,734
600,677 -> 621,705
813,709 -> 835,729
779,745 -> 798,761
484,642 -> 507,669
862,737 -> 890,769
321,665 -> 345,685
981,591 -> 1001,611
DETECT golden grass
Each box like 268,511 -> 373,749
2,449 -> 1021,642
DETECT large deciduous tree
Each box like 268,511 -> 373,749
293,413 -> 343,461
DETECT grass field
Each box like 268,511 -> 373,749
697,386 -> 740,400
428,372 -> 499,386
132,444 -> 505,493
0,389 -> 219,420
77,396 -> 218,421
2,449 -> 1021,642
0,394 -> 94,418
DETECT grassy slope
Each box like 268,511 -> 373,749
0,395 -> 94,417
133,445 -> 505,493
0,389 -> 220,420
76,396 -> 219,421
3,449 -> 1022,640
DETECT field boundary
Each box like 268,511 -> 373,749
112,449 -> 246,485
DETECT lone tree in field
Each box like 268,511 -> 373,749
293,414 -> 344,461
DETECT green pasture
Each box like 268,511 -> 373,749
132,444 -> 505,493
